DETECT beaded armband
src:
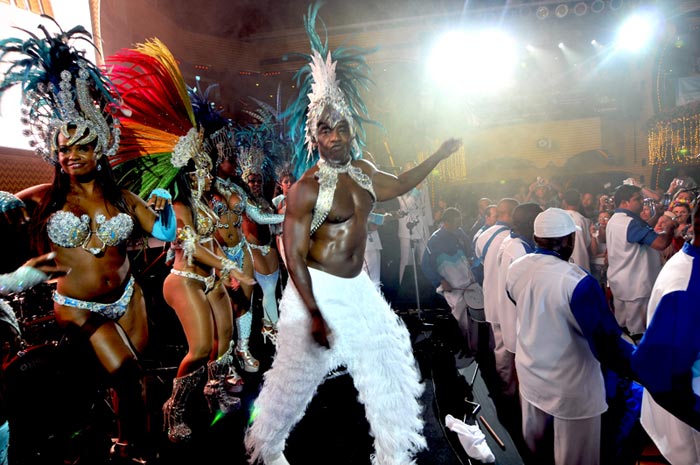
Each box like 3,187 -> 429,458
0,191 -> 25,213
246,200 -> 284,225
0,266 -> 48,295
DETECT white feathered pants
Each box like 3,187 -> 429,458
245,268 -> 426,465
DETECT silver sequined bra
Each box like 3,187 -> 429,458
310,159 -> 376,235
47,210 -> 134,255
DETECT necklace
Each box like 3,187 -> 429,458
310,158 -> 376,234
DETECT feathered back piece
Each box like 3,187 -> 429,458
107,38 -> 209,198
284,2 -> 377,179
239,87 -> 292,182
188,82 -> 235,171
0,16 -> 120,164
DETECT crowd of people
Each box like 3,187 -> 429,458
0,7 -> 698,465
419,172 -> 699,465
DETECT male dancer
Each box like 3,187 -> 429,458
244,6 -> 460,464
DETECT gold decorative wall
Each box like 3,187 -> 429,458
0,150 -> 53,193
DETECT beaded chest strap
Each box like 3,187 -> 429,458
310,159 -> 376,235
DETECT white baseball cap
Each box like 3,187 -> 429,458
534,208 -> 579,238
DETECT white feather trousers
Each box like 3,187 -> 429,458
245,267 -> 426,465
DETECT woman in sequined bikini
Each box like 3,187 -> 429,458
0,22 -> 176,463
209,148 -> 260,374
162,154 -> 255,443
14,128 -> 175,462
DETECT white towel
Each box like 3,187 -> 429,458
445,414 -> 496,463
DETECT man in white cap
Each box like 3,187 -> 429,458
505,208 -> 634,465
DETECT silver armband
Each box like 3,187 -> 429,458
0,266 -> 48,295
0,191 -> 24,213
246,201 -> 284,225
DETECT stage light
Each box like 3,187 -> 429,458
555,4 -> 569,18
616,12 -> 659,52
591,0 -> 605,14
427,29 -> 517,94
526,44 -> 536,52
558,42 -> 565,49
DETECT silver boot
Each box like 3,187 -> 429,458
162,365 -> 205,443
236,337 -> 260,373
203,344 -> 243,413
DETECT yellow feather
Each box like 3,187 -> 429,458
134,38 -> 195,126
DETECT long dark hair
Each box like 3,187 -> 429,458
29,136 -> 134,253
172,165 -> 195,213
172,158 -> 218,229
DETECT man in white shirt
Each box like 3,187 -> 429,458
606,185 -> 677,339
506,208 -> 634,465
633,196 -> 700,465
474,198 -> 518,398
364,210 -> 387,290
495,203 -> 542,396
562,189 -> 591,272
397,164 -> 433,285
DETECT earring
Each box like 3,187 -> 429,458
60,168 -> 65,174
97,164 -> 102,172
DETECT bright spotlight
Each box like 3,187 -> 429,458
558,42 -> 565,49
526,44 -> 535,52
616,12 -> 658,52
427,29 -> 517,94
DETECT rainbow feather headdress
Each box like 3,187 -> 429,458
285,3 -> 377,178
107,39 -> 210,198
0,16 -> 120,164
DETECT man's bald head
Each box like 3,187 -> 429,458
497,198 -> 519,225
512,203 -> 543,239
478,198 -> 493,215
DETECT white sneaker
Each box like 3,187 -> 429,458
445,414 -> 495,463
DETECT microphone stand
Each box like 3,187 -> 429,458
407,220 -> 422,315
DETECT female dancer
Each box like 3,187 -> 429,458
207,127 -> 261,373
0,22 -> 176,463
189,87 -> 264,374
239,149 -> 284,345
106,39 -> 253,443
163,145 -> 254,442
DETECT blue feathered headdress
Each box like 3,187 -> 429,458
284,2 -> 378,179
0,15 -> 120,164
